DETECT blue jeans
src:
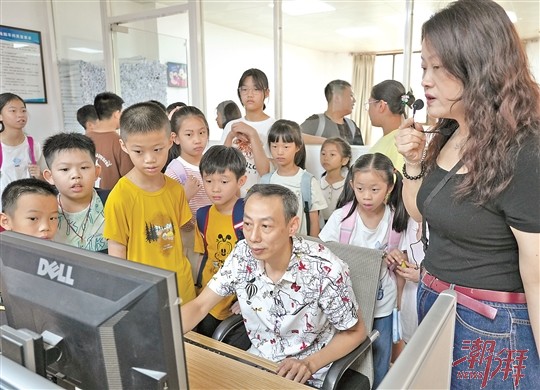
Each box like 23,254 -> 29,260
372,314 -> 392,389
418,281 -> 540,389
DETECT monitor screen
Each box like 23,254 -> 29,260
0,231 -> 189,389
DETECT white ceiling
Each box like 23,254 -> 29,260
201,0 -> 540,53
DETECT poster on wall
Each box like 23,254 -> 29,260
0,25 -> 47,103
167,62 -> 187,88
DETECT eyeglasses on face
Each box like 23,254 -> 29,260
364,99 -> 380,111
238,87 -> 263,95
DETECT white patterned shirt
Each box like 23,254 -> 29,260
207,236 -> 359,388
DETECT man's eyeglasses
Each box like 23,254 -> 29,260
364,99 -> 380,111
238,87 -> 263,95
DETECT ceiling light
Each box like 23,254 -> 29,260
336,26 -> 379,38
269,0 -> 335,16
69,47 -> 103,54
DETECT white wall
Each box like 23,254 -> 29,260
1,0 -> 64,144
525,39 -> 540,84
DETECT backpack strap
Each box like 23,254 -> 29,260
339,201 -> 357,244
300,171 -> 313,234
0,136 -> 36,168
27,136 -> 36,165
195,200 -> 245,287
232,198 -> 245,241
195,205 -> 212,287
386,210 -> 401,249
344,118 -> 356,139
165,159 -> 188,184
315,114 -> 326,137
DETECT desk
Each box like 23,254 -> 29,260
185,332 -> 308,389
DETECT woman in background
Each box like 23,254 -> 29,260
216,100 -> 241,130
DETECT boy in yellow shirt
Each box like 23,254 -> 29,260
194,145 -> 246,337
104,102 -> 196,303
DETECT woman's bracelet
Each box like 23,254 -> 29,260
402,161 -> 426,180
404,147 -> 427,166
403,158 -> 422,166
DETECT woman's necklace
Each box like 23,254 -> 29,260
58,195 -> 92,247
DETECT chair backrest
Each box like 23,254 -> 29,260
308,236 -> 383,386
379,289 -> 457,390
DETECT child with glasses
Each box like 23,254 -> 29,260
220,68 -> 275,196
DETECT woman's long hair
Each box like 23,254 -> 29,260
422,0 -> 540,205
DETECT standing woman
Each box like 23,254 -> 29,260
396,0 -> 539,388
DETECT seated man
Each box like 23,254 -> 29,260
301,80 -> 364,145
181,184 -> 366,388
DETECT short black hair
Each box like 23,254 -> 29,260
2,178 -> 57,215
166,101 -> 187,114
245,184 -> 298,222
324,80 -> 352,103
119,102 -> 171,141
42,132 -> 96,168
76,104 -> 98,129
94,92 -> 124,120
199,145 -> 246,179
148,100 -> 167,112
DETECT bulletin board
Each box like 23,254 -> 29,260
0,25 -> 47,103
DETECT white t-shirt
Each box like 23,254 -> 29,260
267,168 -> 327,235
319,175 -> 346,222
0,137 -> 47,210
399,218 -> 425,342
319,204 -> 398,317
221,117 -> 275,197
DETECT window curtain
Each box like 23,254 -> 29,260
351,54 -> 375,145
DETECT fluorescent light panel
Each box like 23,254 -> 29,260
69,47 -> 103,54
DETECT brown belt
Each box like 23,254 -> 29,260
421,272 -> 526,320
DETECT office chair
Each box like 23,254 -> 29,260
213,237 -> 383,390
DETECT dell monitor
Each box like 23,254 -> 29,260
0,231 -> 189,389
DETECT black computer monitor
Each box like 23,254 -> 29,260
0,231 -> 189,389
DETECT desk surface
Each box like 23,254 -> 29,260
185,332 -> 308,389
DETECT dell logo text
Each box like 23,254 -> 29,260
37,258 -> 75,286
